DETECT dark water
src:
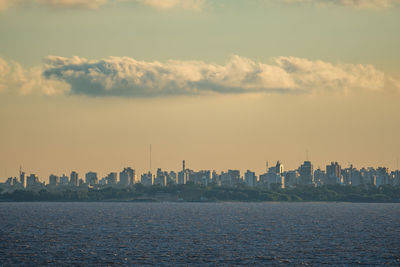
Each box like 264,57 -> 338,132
1,203 -> 400,266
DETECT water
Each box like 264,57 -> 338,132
0,202 -> 399,266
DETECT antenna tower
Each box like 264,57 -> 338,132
149,144 -> 152,173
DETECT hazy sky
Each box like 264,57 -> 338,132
1,0 -> 400,181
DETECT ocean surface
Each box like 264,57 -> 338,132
0,202 -> 399,266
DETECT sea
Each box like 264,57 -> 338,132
0,202 -> 399,266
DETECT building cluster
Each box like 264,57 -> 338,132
2,160 -> 400,191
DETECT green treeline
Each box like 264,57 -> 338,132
1,184 -> 400,202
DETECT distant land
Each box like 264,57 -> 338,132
1,183 -> 400,203
1,160 -> 400,202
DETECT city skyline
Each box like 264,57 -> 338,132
2,158 -> 399,186
1,152 -> 400,183
1,0 -> 400,182
2,1 -> 400,266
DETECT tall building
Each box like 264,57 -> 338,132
360,167 -> 375,185
168,171 -> 177,185
154,168 -> 167,186
177,160 -> 188,185
119,167 -> 135,186
19,169 -> 25,188
299,161 -> 314,186
105,172 -> 117,185
85,172 -> 98,186
276,161 -> 284,174
49,174 -> 59,186
229,170 -> 241,186
60,174 -> 69,185
141,172 -> 153,186
177,171 -> 187,185
350,168 -> 362,186
26,174 -> 40,188
375,167 -> 389,187
259,166 -> 284,189
326,162 -> 341,184
244,170 -> 257,187
285,170 -> 299,188
392,170 -> 400,186
70,171 -> 79,186
199,170 -> 211,186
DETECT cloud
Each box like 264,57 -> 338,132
0,0 -> 107,10
137,0 -> 204,10
41,55 -> 399,97
35,0 -> 107,9
0,0 -> 204,11
0,57 -> 69,95
0,0 -> 14,10
0,57 -> 10,91
283,0 -> 400,9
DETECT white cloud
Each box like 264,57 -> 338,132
41,55 -> 399,97
137,0 -> 205,10
0,0 -> 107,10
0,57 -> 10,91
35,0 -> 107,9
1,55 -> 398,97
274,56 -> 388,94
2,0 -> 398,11
0,0 -> 204,11
0,57 -> 69,95
284,0 -> 400,9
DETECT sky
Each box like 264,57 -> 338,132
1,0 -> 400,181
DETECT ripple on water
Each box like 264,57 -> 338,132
0,202 -> 400,266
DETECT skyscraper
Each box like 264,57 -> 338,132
326,162 -> 341,184
85,172 -> 98,186
244,170 -> 257,187
49,174 -> 59,186
119,167 -> 135,186
105,172 -> 117,185
70,171 -> 79,186
276,161 -> 284,174
299,161 -> 314,186
19,169 -> 25,188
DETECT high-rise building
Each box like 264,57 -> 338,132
326,162 -> 341,184
19,169 -> 25,188
26,174 -> 40,188
299,161 -> 314,186
313,168 -> 325,187
70,171 -> 79,186
259,166 -> 284,189
177,160 -> 189,185
276,161 -> 284,174
350,168 -> 362,186
154,168 -> 167,186
375,167 -> 389,187
228,170 -> 241,186
285,170 -> 299,188
141,172 -> 153,186
105,172 -> 117,185
60,174 -> 69,185
244,170 -> 257,187
85,172 -> 98,186
119,167 -> 135,186
392,170 -> 400,186
49,174 -> 59,186
168,171 -> 177,185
